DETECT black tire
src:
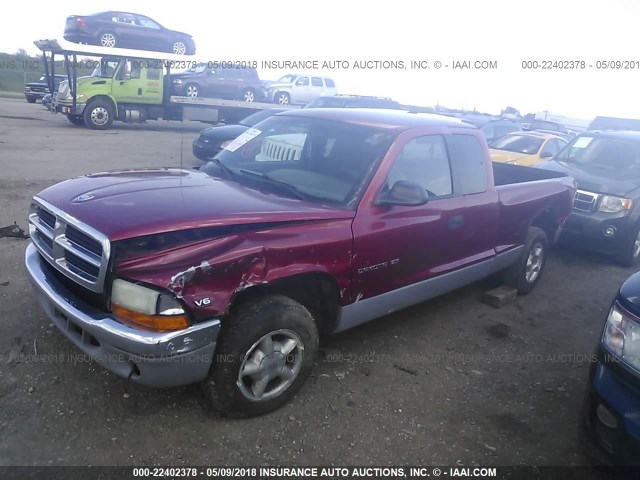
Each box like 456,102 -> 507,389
67,115 -> 85,126
241,88 -> 256,103
26,96 -> 37,104
203,295 -> 318,417
185,83 -> 199,99
171,39 -> 188,55
99,31 -> 117,48
615,222 -> 640,267
504,226 -> 548,294
83,99 -> 114,130
274,91 -> 290,105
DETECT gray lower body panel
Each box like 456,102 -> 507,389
335,247 -> 523,333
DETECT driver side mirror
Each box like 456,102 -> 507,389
376,180 -> 429,207
540,151 -> 554,158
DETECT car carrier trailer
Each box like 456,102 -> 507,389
34,39 -> 299,129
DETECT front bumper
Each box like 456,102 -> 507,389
25,243 -> 220,387
56,102 -> 86,116
192,138 -> 222,161
583,350 -> 640,468
24,92 -> 46,100
559,209 -> 632,254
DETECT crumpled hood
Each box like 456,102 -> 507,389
537,160 -> 640,197
35,168 -> 354,241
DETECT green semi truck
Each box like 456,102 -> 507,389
35,39 -> 294,129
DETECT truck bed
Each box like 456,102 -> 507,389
492,161 -> 569,186
492,162 -> 576,248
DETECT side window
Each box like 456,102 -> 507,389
147,65 -> 161,80
325,78 -> 336,88
130,61 -> 141,80
446,134 -> 488,195
311,77 -> 323,87
295,77 -> 309,86
541,139 -> 559,158
138,16 -> 161,29
386,135 -> 453,198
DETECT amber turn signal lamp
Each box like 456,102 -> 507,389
112,304 -> 189,332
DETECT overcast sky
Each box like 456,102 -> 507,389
2,0 -> 640,120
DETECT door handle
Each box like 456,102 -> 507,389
448,215 -> 464,229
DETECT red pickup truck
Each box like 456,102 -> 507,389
25,109 -> 575,417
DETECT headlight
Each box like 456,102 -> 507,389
173,79 -> 183,84
599,195 -> 633,213
111,279 -> 189,332
219,139 -> 232,149
602,303 -> 640,371
506,160 -> 517,165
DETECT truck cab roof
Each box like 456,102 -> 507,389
278,108 -> 477,132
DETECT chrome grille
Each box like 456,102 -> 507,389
28,197 -> 110,293
573,189 -> 599,213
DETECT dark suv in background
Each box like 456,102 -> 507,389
64,11 -> 195,55
170,64 -> 265,102
538,131 -> 640,265
24,74 -> 66,103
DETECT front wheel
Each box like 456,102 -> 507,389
274,91 -> 290,105
26,96 -> 37,104
615,222 -> 640,267
203,295 -> 318,417
172,39 -> 187,55
504,226 -> 548,294
83,99 -> 114,129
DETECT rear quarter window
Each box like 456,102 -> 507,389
446,134 -> 488,194
324,78 -> 336,88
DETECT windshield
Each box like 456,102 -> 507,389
555,135 -> 640,174
201,116 -> 394,206
91,59 -> 120,78
277,75 -> 296,83
490,135 -> 544,154
238,109 -> 284,127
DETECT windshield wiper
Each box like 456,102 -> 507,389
239,169 -> 308,201
210,158 -> 235,178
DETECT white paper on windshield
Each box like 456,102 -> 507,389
224,128 -> 262,152
573,136 -> 594,149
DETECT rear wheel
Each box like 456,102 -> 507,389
67,115 -> 85,126
504,226 -> 548,294
186,83 -> 199,99
275,91 -> 290,105
99,31 -> 117,48
203,295 -> 318,417
615,222 -> 640,267
83,99 -> 114,130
